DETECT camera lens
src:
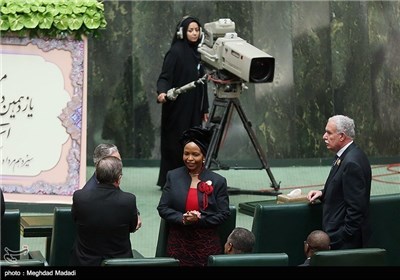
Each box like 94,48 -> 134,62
250,57 -> 274,83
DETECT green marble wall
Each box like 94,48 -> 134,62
86,1 -> 400,163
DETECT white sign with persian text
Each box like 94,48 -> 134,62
1,54 -> 70,176
0,36 -> 87,201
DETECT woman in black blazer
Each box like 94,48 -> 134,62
157,127 -> 230,266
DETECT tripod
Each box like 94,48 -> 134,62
205,96 -> 281,196
165,73 -> 281,195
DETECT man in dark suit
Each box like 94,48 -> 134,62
84,143 -> 141,229
307,115 -> 372,250
70,156 -> 139,266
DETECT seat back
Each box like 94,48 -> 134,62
208,252 -> 289,266
155,218 -> 169,257
1,209 -> 21,260
217,205 -> 237,251
48,207 -> 76,266
367,194 -> 400,266
155,205 -> 236,257
251,202 -> 322,266
102,257 -> 179,266
310,248 -> 387,266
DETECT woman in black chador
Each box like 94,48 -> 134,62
156,16 -> 209,188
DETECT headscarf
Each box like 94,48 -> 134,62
180,126 -> 212,155
171,16 -> 202,46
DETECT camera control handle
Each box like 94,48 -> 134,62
166,74 -> 207,101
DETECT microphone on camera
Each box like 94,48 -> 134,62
166,74 -> 208,101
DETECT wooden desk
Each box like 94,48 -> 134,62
20,214 -> 53,261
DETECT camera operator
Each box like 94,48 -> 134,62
156,16 -> 209,189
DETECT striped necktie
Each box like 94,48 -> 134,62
332,155 -> 339,167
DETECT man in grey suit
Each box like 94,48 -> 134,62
70,156 -> 139,266
307,115 -> 372,250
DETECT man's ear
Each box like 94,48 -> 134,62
227,242 -> 233,253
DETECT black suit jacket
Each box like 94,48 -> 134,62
70,183 -> 138,266
157,166 -> 230,227
82,173 -> 97,190
82,173 -> 140,215
321,143 -> 372,249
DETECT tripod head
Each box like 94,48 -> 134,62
206,70 -> 248,99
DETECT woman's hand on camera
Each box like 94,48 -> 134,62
157,93 -> 167,103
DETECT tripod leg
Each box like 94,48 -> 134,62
205,97 -> 280,195
232,99 -> 281,192
205,98 -> 233,169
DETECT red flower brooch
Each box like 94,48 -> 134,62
198,180 -> 213,210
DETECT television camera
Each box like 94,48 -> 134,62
166,18 -> 275,100
198,18 -> 275,98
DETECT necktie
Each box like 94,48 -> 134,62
332,155 -> 339,167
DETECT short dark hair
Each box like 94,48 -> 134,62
95,156 -> 122,184
227,227 -> 255,254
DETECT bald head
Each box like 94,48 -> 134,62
306,230 -> 331,252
